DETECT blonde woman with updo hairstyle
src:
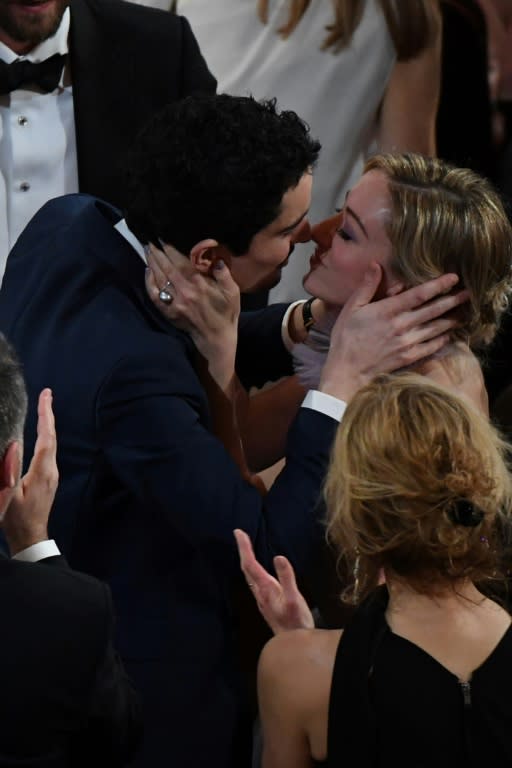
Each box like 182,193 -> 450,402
178,0 -> 441,304
236,374 -> 512,767
297,152 -> 512,413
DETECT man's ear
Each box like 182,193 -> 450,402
190,240 -> 233,275
0,441 -> 21,519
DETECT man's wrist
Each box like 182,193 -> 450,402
318,370 -> 365,403
286,299 -> 323,344
5,526 -> 49,557
301,298 -> 316,332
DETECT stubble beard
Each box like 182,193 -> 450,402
0,0 -> 68,49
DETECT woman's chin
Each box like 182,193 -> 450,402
303,272 -> 332,302
302,272 -> 345,307
302,271 -> 316,292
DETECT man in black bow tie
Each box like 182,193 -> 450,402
0,0 -> 216,283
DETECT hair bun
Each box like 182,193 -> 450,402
448,500 -> 485,527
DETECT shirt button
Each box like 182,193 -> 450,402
19,181 -> 30,191
17,115 -> 28,126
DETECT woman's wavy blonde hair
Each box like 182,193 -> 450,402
257,0 -> 439,58
364,153 -> 512,349
325,373 -> 512,604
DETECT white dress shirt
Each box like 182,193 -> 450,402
115,218 -> 347,423
127,0 -> 171,8
0,8 -> 77,282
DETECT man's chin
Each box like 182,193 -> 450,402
244,269 -> 282,294
0,0 -> 68,48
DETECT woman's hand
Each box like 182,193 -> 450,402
145,242 -> 240,392
234,529 -> 314,634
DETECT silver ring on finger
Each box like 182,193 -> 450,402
159,280 -> 174,305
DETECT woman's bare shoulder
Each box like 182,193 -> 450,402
260,627 -> 343,665
258,628 -> 342,706
258,629 -> 343,762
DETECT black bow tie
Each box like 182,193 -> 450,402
0,53 -> 67,94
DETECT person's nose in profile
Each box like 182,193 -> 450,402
288,218 -> 312,256
292,218 -> 312,245
310,211 -> 343,252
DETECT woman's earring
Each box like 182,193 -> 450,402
352,549 -> 361,604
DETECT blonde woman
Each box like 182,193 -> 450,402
236,374 -> 512,766
178,0 -> 442,303
295,152 -> 512,414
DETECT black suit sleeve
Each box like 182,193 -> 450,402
70,584 -> 142,767
236,304 -> 294,389
37,554 -> 69,567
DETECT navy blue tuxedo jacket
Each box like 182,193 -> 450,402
0,195 -> 338,767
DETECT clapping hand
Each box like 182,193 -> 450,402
234,529 -> 314,634
3,389 -> 59,556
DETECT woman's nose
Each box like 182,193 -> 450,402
291,218 -> 312,244
311,212 -> 343,250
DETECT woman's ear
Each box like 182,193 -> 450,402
385,280 -> 405,298
373,270 -> 404,301
190,240 -> 233,275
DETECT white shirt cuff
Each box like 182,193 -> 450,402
281,300 -> 306,352
115,218 -> 147,262
13,539 -> 61,562
301,390 -> 347,423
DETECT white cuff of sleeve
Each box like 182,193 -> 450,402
281,300 -> 306,352
301,389 -> 347,423
13,539 -> 61,562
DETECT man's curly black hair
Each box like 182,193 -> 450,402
125,94 -> 321,255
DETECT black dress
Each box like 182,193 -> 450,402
324,587 -> 512,767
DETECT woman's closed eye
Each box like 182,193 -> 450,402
335,208 -> 354,242
337,227 -> 353,242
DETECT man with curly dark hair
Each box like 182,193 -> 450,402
0,93 -> 465,767
125,94 -> 318,292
